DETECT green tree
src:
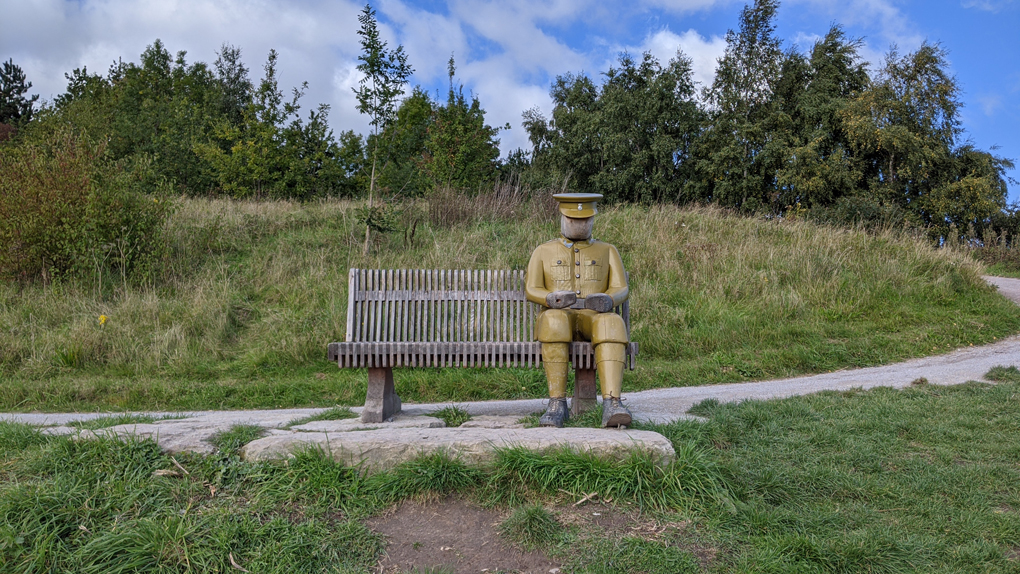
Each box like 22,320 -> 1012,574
773,26 -> 869,210
686,0 -> 784,210
197,50 -> 345,199
375,86 -> 433,195
353,3 -> 413,253
525,51 -> 702,203
419,56 -> 502,193
0,59 -> 39,129
842,43 -> 1008,239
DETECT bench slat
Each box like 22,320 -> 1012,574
336,268 -> 636,370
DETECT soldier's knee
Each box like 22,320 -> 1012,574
536,309 -> 572,342
591,313 -> 628,344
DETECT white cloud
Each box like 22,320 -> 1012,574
978,94 -> 1003,116
636,29 -> 728,90
789,0 -> 923,70
962,0 -> 1017,11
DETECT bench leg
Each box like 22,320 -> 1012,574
572,367 -> 598,416
362,367 -> 401,423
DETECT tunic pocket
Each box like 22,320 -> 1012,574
583,259 -> 603,282
549,261 -> 571,283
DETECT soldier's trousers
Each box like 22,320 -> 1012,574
535,308 -> 628,399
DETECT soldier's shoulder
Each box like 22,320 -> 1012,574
590,239 -> 619,250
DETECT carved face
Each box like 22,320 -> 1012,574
560,215 -> 594,241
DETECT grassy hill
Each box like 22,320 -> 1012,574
1,192 -> 1018,412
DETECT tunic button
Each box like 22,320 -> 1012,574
574,248 -> 579,253
575,261 -> 580,266
576,290 -> 581,294
575,274 -> 580,278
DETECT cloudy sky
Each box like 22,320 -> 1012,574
3,0 -> 1019,198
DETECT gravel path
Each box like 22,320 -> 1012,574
5,276 -> 1020,429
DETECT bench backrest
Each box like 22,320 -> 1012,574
345,268 -> 630,343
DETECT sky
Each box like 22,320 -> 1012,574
3,0 -> 1019,198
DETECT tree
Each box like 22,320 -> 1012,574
197,49 -> 347,199
213,44 -> 254,126
419,56 -> 502,192
0,59 -> 39,127
375,86 -> 433,195
524,51 -> 702,203
773,26 -> 869,210
353,3 -> 413,253
841,42 -> 1007,239
686,0 -> 784,210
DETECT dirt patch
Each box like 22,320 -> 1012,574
366,496 -> 718,573
366,496 -> 560,574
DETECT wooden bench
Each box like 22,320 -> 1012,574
328,269 -> 638,422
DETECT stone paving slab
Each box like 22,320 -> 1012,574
290,415 -> 445,432
240,427 -> 676,473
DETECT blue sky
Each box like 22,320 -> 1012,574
3,0 -> 1018,198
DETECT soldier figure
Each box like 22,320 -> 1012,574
525,193 -> 632,428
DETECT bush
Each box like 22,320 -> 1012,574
0,128 -> 169,283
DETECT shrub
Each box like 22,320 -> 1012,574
0,128 -> 169,283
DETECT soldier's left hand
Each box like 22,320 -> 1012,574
585,293 -> 614,313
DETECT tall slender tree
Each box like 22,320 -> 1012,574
0,59 -> 39,126
353,3 -> 413,254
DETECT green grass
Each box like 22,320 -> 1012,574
498,504 -> 566,551
5,376 -> 1020,571
431,405 -> 471,427
208,424 -> 266,455
67,413 -> 185,430
286,406 -> 357,427
1,195 -> 1018,413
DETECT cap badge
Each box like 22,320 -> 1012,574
577,204 -> 582,210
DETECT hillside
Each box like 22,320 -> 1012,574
2,193 -> 1018,412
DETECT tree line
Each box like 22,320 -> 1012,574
1,0 -> 1016,248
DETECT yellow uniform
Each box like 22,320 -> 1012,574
525,236 -> 630,400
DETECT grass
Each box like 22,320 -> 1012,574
431,405 -> 471,427
1,194 -> 1019,413
5,373 -> 1020,571
66,413 -> 185,430
208,424 -> 266,455
498,504 -> 566,550
286,406 -> 357,427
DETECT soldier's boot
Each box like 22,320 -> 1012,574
540,343 -> 570,428
596,343 -> 631,428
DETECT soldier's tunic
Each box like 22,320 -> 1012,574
525,237 -> 629,345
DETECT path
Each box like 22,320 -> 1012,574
3,276 -> 1020,462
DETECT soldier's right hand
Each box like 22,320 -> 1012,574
546,290 -> 577,309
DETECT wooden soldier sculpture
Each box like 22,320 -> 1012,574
525,193 -> 632,428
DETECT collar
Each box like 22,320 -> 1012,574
560,236 -> 595,249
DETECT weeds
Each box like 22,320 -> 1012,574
285,406 -> 357,427
499,504 -> 566,551
208,424 -> 266,455
67,413 -> 185,430
432,406 -> 471,427
985,365 -> 1020,382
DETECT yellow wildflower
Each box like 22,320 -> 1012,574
98,315 -> 108,326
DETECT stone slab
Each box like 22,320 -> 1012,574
458,415 -> 527,429
291,415 -> 444,432
239,427 -> 676,473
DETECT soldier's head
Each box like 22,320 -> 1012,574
553,193 -> 601,241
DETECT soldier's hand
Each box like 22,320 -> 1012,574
546,290 -> 577,309
585,293 -> 614,313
